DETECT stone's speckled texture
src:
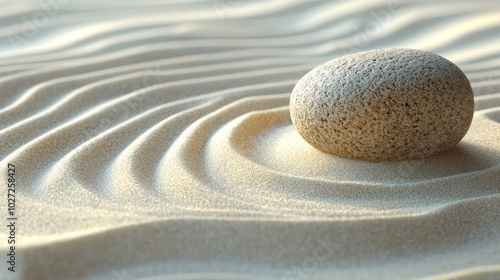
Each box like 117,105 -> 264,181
290,48 -> 474,161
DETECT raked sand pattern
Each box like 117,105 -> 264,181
1,1 -> 500,279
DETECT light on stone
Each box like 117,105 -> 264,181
290,48 -> 474,162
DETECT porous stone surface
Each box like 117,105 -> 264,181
290,48 -> 474,161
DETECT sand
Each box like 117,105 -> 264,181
0,0 -> 499,279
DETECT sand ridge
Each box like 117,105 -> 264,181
0,0 -> 500,279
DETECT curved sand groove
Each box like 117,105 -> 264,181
1,1 -> 500,280
0,50 -> 312,120
0,58 -> 307,145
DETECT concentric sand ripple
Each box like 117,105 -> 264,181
1,1 -> 500,279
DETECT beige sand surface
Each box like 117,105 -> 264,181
0,0 -> 500,279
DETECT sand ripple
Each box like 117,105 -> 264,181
1,1 -> 500,279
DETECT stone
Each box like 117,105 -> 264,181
289,48 -> 474,161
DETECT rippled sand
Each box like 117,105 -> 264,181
1,0 -> 500,279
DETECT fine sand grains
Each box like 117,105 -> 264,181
0,1 -> 500,280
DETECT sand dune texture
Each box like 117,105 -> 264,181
1,0 -> 500,279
